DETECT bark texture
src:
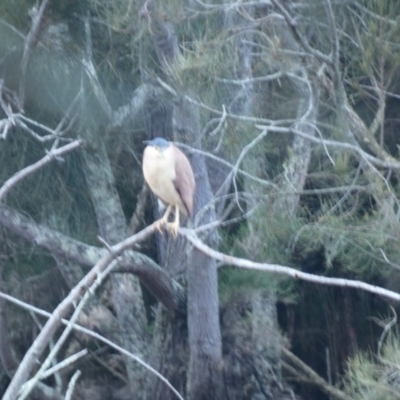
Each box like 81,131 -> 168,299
140,1 -> 225,398
81,138 -> 148,390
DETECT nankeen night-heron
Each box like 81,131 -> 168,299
142,137 -> 195,237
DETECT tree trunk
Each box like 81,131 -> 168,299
81,136 -> 148,391
140,1 -> 225,398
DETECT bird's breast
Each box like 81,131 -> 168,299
143,147 -> 176,183
142,146 -> 184,208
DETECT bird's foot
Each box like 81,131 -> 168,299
166,220 -> 179,238
153,217 -> 168,233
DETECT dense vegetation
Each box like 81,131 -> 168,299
1,0 -> 400,399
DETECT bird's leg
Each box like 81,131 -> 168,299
167,205 -> 180,238
153,204 -> 172,233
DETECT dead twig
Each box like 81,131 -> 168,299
0,286 -> 184,400
282,348 -> 351,400
64,370 -> 81,400
19,0 -> 51,107
2,222 -> 176,400
0,140 -> 83,203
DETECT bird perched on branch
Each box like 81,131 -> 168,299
142,137 -> 195,237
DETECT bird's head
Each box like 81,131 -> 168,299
144,137 -> 170,155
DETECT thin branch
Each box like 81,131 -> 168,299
378,305 -> 397,357
29,312 -> 63,391
64,370 -> 81,400
258,124 -> 400,170
231,129 -> 269,210
282,348 -> 351,400
270,0 -> 332,65
211,105 -> 227,152
0,19 -> 26,40
18,259 -> 118,400
17,114 -> 61,136
177,142 -> 278,189
83,16 -> 113,119
323,161 -> 363,216
0,140 -> 83,203
378,248 -> 400,271
2,223 -> 158,400
54,89 -> 83,135
0,81 -> 17,139
324,0 -> 341,91
0,204 -> 183,313
180,228 -> 400,302
156,76 -> 296,125
349,1 -> 397,26
19,0 -> 51,107
21,349 -> 87,394
129,184 -> 149,234
216,70 -> 289,85
0,288 -> 184,400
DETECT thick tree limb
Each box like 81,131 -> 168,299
0,290 -> 184,400
18,256 -> 117,400
2,223 -> 157,400
0,205 -> 184,313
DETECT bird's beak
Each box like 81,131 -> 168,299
143,140 -> 150,145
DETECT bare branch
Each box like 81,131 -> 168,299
0,205 -> 184,313
19,0 -> 51,107
270,0 -> 332,65
349,1 -> 397,26
324,0 -> 341,91
129,184 -> 149,234
156,76 -> 296,125
378,305 -> 397,357
231,129 -> 269,210
82,16 -> 112,119
0,81 -> 18,139
20,349 -> 87,396
180,228 -> 400,303
2,223 -> 158,400
64,370 -> 81,400
177,142 -> 278,189
282,348 -> 352,400
216,70 -> 291,85
18,258 -> 117,400
0,290 -> 184,400
29,312 -> 63,391
0,19 -> 25,40
0,140 -> 83,203
258,124 -> 400,170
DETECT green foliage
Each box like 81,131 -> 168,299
0,130 -> 98,245
0,0 -> 35,31
344,335 -> 400,400
340,0 -> 400,117
218,267 -> 275,301
290,180 -> 400,279
218,206 -> 301,304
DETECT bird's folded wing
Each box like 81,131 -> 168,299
173,145 -> 195,217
